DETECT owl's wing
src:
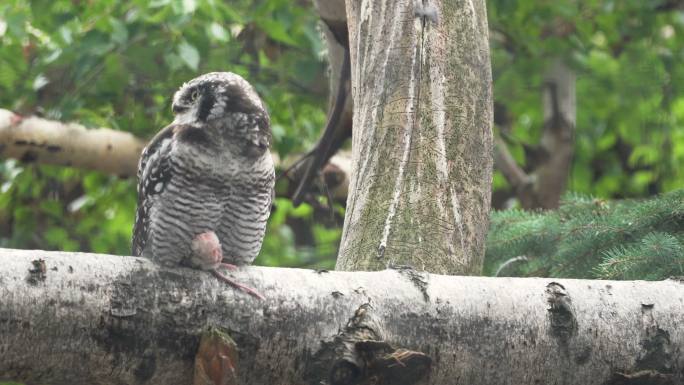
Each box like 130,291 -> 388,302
136,123 -> 177,182
131,124 -> 176,256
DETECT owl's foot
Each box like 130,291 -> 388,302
211,269 -> 265,300
191,231 -> 223,270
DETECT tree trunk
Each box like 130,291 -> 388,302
493,59 -> 576,210
1,249 -> 682,385
531,59 -> 576,209
289,0 -> 354,206
336,0 -> 493,274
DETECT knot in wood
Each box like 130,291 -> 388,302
310,304 -> 431,385
329,360 -> 361,385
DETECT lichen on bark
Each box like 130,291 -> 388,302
337,0 -> 493,275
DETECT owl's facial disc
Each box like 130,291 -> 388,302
171,84 -> 204,124
171,72 -> 267,128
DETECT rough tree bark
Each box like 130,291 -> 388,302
336,0 -> 493,274
1,249 -> 682,385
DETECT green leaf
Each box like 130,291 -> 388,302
0,18 -> 8,38
178,41 -> 199,70
206,22 -> 229,42
175,0 -> 197,14
257,19 -> 297,46
109,18 -> 128,45
290,203 -> 312,218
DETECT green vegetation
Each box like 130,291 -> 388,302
486,189 -> 684,280
1,1 -> 682,277
489,1 -> 684,196
0,0 -> 336,267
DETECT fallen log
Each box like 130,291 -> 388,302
0,248 -> 681,385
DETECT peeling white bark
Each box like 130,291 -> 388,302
1,249 -> 682,385
338,0 -> 493,274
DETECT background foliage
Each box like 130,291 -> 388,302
0,0 -> 337,268
1,0 -> 683,276
489,0 -> 684,197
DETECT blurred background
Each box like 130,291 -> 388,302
1,0 -> 683,271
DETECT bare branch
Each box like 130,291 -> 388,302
292,0 -> 353,206
493,59 -> 576,210
493,135 -> 531,190
0,109 -> 146,177
530,59 -> 576,209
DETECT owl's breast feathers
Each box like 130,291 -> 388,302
131,122 -> 273,258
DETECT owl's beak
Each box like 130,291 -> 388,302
172,104 -> 188,114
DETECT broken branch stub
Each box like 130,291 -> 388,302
193,328 -> 240,385
310,303 -> 431,385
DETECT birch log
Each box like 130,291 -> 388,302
1,249 -> 682,385
337,0 -> 493,274
0,109 -> 146,178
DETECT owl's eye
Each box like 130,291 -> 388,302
190,90 -> 200,102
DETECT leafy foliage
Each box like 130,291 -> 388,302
1,1 -> 683,278
489,0 -> 684,197
486,189 -> 684,280
0,0 -> 338,266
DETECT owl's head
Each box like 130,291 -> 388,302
172,72 -> 265,122
171,72 -> 271,152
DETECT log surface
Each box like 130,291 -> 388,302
0,249 -> 682,385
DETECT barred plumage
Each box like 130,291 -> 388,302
132,72 -> 274,297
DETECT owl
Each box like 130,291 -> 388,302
132,72 -> 274,299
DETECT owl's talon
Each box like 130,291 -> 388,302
212,269 -> 265,300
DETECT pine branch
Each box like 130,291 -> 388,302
485,189 -> 684,280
